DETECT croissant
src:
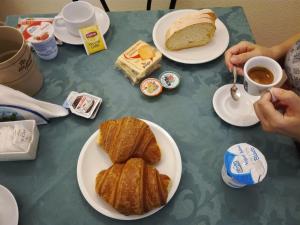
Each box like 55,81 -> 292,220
98,116 -> 161,164
95,158 -> 170,215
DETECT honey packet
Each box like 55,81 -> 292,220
79,25 -> 107,55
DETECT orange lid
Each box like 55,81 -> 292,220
140,78 -> 163,97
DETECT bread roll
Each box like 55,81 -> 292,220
165,9 -> 217,51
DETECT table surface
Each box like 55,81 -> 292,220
2,7 -> 300,225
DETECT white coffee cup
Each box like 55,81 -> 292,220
243,56 -> 283,96
54,1 -> 96,37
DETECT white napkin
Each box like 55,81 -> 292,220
0,84 -> 68,124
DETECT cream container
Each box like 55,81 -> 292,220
221,143 -> 267,188
27,22 -> 58,60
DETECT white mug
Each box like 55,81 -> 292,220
54,1 -> 96,37
243,56 -> 283,96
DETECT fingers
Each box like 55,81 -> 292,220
224,41 -> 254,72
228,41 -> 254,55
270,88 -> 300,106
236,67 -> 244,75
254,92 -> 284,132
255,89 -> 300,139
224,47 -> 234,72
231,50 -> 261,66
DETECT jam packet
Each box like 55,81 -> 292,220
79,25 -> 107,55
64,91 -> 102,119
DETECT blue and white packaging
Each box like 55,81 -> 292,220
221,143 -> 267,188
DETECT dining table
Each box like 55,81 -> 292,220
1,6 -> 300,225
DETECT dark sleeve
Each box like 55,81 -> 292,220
284,40 -> 300,95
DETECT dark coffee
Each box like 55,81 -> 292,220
248,66 -> 274,84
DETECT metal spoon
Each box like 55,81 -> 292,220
230,66 -> 241,101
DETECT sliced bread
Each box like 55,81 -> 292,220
165,10 -> 217,51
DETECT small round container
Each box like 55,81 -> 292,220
27,22 -> 58,60
221,143 -> 268,188
159,71 -> 180,90
140,78 -> 163,97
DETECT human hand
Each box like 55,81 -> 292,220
254,88 -> 300,141
224,41 -> 275,75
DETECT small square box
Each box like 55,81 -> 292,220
0,120 -> 39,161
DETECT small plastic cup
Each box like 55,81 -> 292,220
221,143 -> 267,188
159,71 -> 180,90
28,22 -> 58,60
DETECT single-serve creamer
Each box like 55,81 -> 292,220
221,143 -> 267,188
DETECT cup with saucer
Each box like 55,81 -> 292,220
53,1 -> 110,45
213,84 -> 260,127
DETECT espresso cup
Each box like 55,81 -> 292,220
243,56 -> 282,96
54,1 -> 96,37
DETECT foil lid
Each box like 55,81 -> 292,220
224,143 -> 267,185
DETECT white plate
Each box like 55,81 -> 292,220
77,119 -> 182,220
0,185 -> 19,225
152,9 -> 230,64
53,7 -> 110,45
213,84 -> 260,127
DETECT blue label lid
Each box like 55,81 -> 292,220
224,143 -> 267,185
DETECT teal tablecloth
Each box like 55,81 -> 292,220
2,7 -> 300,225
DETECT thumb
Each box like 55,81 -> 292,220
230,52 -> 257,65
271,88 -> 299,105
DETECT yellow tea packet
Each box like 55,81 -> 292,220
79,25 -> 107,55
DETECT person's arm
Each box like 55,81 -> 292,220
224,41 -> 274,74
270,32 -> 300,60
224,32 -> 300,75
254,88 -> 300,141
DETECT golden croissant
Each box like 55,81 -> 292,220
95,158 -> 170,215
98,116 -> 161,164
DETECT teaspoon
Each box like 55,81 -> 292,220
230,66 -> 241,101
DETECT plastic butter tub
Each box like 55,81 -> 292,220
221,143 -> 267,188
159,71 -> 180,90
0,120 -> 39,161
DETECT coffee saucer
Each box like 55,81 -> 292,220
0,185 -> 19,225
213,84 -> 260,127
53,7 -> 110,45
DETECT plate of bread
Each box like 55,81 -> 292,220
77,116 -> 182,220
152,9 -> 229,64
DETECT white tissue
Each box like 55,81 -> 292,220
0,84 -> 69,124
